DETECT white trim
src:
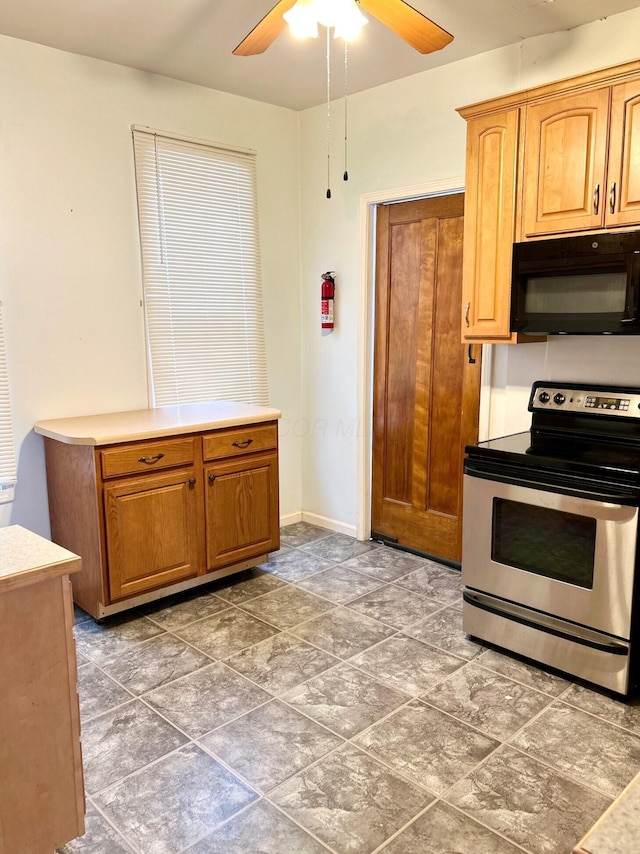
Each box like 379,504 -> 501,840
356,177 -> 466,542
301,511 -> 357,538
280,510 -> 303,528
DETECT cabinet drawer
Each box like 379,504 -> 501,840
100,438 -> 195,479
203,423 -> 277,462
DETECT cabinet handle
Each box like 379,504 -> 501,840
593,183 -> 600,215
138,453 -> 165,464
468,344 -> 476,364
610,182 -> 617,214
464,301 -> 471,328
188,477 -> 196,486
232,439 -> 253,449
208,474 -> 216,484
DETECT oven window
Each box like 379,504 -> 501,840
491,498 -> 596,588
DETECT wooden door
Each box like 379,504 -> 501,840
205,451 -> 280,570
462,108 -> 519,341
522,89 -> 610,236
371,194 -> 481,563
607,80 -> 640,227
104,469 -> 201,601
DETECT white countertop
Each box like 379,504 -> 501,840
34,401 -> 282,446
0,525 -> 81,593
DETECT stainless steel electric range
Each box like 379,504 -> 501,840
462,381 -> 640,696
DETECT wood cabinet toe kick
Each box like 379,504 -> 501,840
35,401 -> 281,620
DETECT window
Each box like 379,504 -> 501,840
0,301 -> 16,503
132,127 -> 268,407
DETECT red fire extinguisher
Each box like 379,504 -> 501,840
321,272 -> 335,330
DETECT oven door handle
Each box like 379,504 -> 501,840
464,461 -> 638,506
463,590 -> 629,656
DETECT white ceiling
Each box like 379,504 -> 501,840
1,0 -> 639,110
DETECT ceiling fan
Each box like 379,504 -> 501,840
233,0 -> 454,56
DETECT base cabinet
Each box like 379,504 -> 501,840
40,414 -> 280,619
0,526 -> 85,853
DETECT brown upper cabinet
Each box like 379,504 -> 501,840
523,88 -> 610,236
458,59 -> 640,343
609,80 -> 640,227
461,108 -> 520,341
523,81 -> 640,236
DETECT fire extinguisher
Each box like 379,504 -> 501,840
321,272 -> 335,330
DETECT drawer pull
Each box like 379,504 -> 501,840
232,439 -> 253,449
138,453 -> 165,464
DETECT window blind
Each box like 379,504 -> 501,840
0,300 -> 17,502
132,127 -> 269,407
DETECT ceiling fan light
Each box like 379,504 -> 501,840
283,0 -> 319,40
333,0 -> 368,41
313,0 -> 341,27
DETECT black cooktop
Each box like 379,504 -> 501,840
466,430 -> 640,482
465,381 -> 640,485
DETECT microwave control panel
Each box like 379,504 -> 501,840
529,383 -> 640,418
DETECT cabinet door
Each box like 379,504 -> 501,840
104,469 -> 201,601
462,108 -> 519,341
522,89 -> 610,236
607,80 -> 640,227
205,452 -> 279,571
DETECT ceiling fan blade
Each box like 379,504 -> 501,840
233,0 -> 298,56
359,0 -> 453,54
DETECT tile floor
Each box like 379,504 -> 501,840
59,524 -> 640,854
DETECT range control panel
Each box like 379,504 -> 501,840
529,383 -> 640,418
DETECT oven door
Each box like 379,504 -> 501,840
462,464 -> 639,640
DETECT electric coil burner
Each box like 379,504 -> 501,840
462,381 -> 640,696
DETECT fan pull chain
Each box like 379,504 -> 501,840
343,41 -> 349,182
326,27 -> 331,199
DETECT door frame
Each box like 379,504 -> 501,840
355,176 -> 494,542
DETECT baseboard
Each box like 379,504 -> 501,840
279,510 -> 303,528
300,511 -> 358,539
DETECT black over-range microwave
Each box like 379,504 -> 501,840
510,230 -> 640,335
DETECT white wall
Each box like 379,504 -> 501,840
298,7 -> 640,534
0,36 -> 302,534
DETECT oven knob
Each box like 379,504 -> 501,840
538,392 -> 550,404
554,393 -> 566,405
